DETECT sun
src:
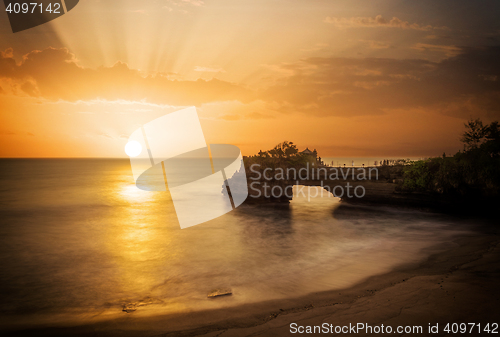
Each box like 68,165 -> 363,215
125,141 -> 142,157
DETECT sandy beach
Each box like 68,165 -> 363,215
5,218 -> 499,337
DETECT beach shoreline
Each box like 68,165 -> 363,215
4,220 -> 499,337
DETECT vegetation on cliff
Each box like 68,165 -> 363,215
402,119 -> 500,198
244,141 -> 316,179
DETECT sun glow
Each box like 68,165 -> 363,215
125,140 -> 142,157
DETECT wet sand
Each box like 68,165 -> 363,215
5,225 -> 500,337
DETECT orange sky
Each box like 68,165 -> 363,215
1,0 -> 499,158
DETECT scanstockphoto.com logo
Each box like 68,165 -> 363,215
125,107 -> 249,230
3,0 -> 79,33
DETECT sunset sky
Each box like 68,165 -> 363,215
1,0 -> 499,158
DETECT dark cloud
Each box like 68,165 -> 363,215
324,15 -> 447,31
261,46 -> 500,118
0,48 -> 17,79
20,81 -> 39,97
2,46 -> 499,119
0,47 -> 255,105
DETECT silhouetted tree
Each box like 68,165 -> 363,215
460,118 -> 487,150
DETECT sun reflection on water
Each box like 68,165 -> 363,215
104,180 -> 177,296
118,183 -> 157,203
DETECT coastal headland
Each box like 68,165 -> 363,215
242,164 -> 499,215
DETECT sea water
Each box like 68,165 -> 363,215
0,159 -> 472,327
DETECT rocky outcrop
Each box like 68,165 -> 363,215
241,165 -> 497,214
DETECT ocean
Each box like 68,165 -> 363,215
0,159 -> 473,328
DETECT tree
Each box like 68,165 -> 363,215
402,118 -> 500,196
460,118 -> 487,150
485,121 -> 500,142
283,141 -> 299,157
483,121 -> 500,157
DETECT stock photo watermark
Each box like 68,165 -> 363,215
3,0 -> 80,33
247,163 -> 379,202
126,107 -> 248,229
126,107 -> 379,228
